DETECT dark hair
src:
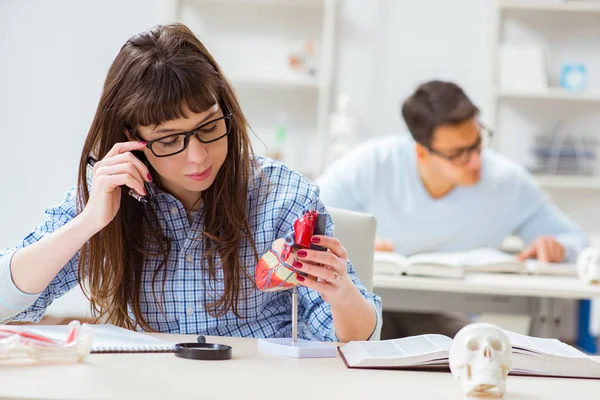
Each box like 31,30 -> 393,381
401,80 -> 479,146
76,23 -> 258,330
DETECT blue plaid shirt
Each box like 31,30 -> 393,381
0,157 -> 381,341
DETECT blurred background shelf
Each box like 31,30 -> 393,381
228,74 -> 321,91
535,174 -> 600,189
499,0 -> 600,13
490,0 -> 600,228
182,0 -> 325,7
495,87 -> 600,102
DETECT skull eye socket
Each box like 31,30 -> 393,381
490,339 -> 504,351
467,339 -> 480,351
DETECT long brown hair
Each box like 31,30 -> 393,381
76,23 -> 258,331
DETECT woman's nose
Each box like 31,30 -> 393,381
186,135 -> 208,163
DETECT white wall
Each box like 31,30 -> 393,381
334,0 -> 492,138
0,0 -> 165,246
0,0 -> 168,316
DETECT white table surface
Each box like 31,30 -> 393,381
0,333 -> 599,399
374,272 -> 600,299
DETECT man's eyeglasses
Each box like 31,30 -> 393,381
426,124 -> 494,166
136,112 -> 233,158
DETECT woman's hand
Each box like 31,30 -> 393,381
292,235 -> 354,307
293,234 -> 378,341
82,141 -> 152,232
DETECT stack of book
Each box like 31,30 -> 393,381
530,133 -> 597,176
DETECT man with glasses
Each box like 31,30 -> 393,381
316,80 -> 588,339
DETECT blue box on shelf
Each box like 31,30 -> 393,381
560,63 -> 588,91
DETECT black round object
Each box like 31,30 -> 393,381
174,342 -> 232,361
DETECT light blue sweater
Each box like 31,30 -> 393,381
316,135 -> 589,261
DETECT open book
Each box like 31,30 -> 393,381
338,331 -> 600,379
374,248 -> 577,279
11,324 -> 176,353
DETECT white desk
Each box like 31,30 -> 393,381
374,272 -> 600,338
374,273 -> 600,299
0,334 -> 599,400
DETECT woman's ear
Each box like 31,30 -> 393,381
124,128 -> 136,142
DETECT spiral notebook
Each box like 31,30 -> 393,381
18,324 -> 176,353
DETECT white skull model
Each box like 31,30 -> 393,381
449,323 -> 512,398
577,247 -> 600,284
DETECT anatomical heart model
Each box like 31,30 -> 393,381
255,210 -> 335,357
256,210 -> 327,292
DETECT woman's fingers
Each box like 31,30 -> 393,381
95,152 -> 152,183
95,164 -> 147,195
296,247 -> 345,274
105,140 -> 148,159
95,173 -> 146,197
295,273 -> 336,294
311,235 -> 348,259
292,260 -> 339,284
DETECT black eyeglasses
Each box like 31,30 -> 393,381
426,123 -> 494,166
136,111 -> 233,158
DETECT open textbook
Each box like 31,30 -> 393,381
374,248 -> 577,279
338,331 -> 600,379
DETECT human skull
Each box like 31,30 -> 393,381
449,323 -> 512,398
577,247 -> 600,284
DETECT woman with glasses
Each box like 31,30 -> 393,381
0,24 -> 381,342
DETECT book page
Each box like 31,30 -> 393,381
374,252 -> 409,275
505,331 -> 588,358
374,251 -> 408,266
389,334 -> 453,357
525,260 -> 577,276
405,248 -> 517,268
457,248 -> 517,266
356,334 -> 452,359
405,252 -> 464,267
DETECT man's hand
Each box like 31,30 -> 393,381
517,236 -> 565,263
375,238 -> 394,252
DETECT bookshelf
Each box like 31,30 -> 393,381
495,87 -> 600,103
499,0 -> 600,13
489,0 -> 600,191
162,0 -> 338,178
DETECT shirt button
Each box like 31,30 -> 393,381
186,307 -> 194,316
186,254 -> 193,262
170,207 -> 178,214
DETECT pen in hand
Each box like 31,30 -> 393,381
86,156 -> 149,203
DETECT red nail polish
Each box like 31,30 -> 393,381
138,141 -> 147,145
296,275 -> 305,282
297,250 -> 307,258
293,261 -> 303,269
147,173 -> 153,181
311,236 -> 320,244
